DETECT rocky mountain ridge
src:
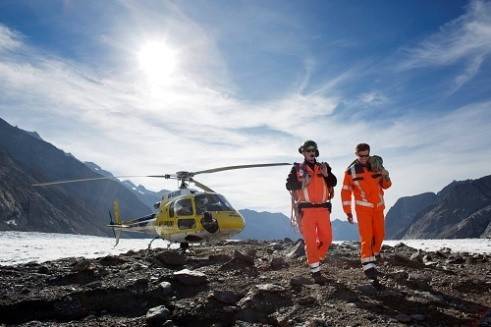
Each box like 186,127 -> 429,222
0,118 -> 152,236
386,176 -> 491,239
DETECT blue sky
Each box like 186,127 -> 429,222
1,0 -> 491,219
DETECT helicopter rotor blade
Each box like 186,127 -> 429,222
32,174 -> 176,187
192,163 -> 291,176
189,178 -> 215,192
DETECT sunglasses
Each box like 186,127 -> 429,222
357,153 -> 370,158
305,149 -> 317,153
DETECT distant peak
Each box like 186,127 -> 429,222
26,131 -> 43,141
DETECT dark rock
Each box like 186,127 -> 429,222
446,255 -> 465,264
245,249 -> 257,260
236,284 -> 292,322
270,257 -> 288,270
395,313 -> 411,323
37,265 -> 50,274
480,309 -> 491,326
84,280 -> 102,289
98,255 -> 128,266
72,259 -> 93,272
219,250 -> 255,270
410,251 -> 423,263
410,314 -> 426,321
286,239 -> 305,258
162,320 -> 176,327
211,290 -> 244,304
146,305 -> 170,326
407,273 -> 432,289
272,243 -> 284,251
156,250 -> 187,266
297,295 -> 317,306
290,275 -> 313,287
208,253 -> 233,263
173,269 -> 208,285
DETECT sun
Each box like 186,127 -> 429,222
137,40 -> 178,86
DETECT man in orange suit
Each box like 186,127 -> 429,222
286,140 -> 337,284
341,143 -> 391,286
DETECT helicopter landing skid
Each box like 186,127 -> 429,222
147,236 -> 161,251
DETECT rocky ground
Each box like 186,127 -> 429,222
0,240 -> 490,327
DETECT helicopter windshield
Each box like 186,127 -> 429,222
195,194 -> 233,214
174,198 -> 193,216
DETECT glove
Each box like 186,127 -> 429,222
347,213 -> 354,224
320,162 -> 331,177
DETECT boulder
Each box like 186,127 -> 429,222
286,240 -> 305,259
146,305 -> 170,326
156,250 -> 187,266
211,290 -> 244,305
173,269 -> 208,285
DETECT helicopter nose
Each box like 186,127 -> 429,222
228,214 -> 245,230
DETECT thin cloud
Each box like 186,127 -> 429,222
0,25 -> 22,52
358,91 -> 388,106
400,0 -> 491,91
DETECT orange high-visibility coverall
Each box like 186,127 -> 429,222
341,162 -> 392,266
289,162 -> 334,273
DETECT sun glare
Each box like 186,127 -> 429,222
137,40 -> 178,86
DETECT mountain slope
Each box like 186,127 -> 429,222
400,175 -> 491,239
237,209 -> 300,240
0,118 -> 152,236
385,192 -> 437,239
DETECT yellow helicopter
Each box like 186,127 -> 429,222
33,163 -> 290,250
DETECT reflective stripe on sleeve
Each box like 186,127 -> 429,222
322,181 -> 327,202
351,166 -> 368,202
302,187 -> 310,202
342,201 -> 352,206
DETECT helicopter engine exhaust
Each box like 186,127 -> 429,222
201,212 -> 219,234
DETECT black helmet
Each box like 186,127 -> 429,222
298,140 -> 319,157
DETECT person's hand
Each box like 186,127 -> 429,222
320,162 -> 330,177
347,213 -> 354,224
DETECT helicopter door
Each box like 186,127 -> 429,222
174,198 -> 196,230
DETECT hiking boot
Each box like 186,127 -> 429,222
311,271 -> 328,285
371,278 -> 385,291
364,266 -> 378,280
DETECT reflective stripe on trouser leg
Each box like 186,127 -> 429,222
356,206 -> 376,262
310,262 -> 320,273
362,262 -> 376,271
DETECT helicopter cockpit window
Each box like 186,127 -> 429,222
178,218 -> 196,230
195,194 -> 234,214
175,198 -> 193,216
